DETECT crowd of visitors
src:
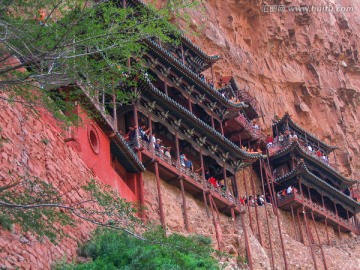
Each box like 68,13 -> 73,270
239,194 -> 269,206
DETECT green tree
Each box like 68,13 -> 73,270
54,228 -> 219,270
0,0 -> 201,123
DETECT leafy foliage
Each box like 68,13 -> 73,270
0,174 -> 73,242
54,228 -> 219,270
0,0 -> 201,124
0,176 -> 142,243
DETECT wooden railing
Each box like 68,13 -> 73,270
130,137 -> 237,205
234,114 -> 265,140
277,193 -> 360,234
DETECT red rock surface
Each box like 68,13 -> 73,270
183,0 -> 360,179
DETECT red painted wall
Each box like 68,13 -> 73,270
69,106 -> 138,203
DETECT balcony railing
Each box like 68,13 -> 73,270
128,136 -> 237,205
277,192 -> 360,234
234,114 -> 265,140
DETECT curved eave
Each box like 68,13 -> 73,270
272,113 -> 338,153
76,84 -> 145,173
270,141 -> 356,187
145,39 -> 250,112
139,78 -> 265,161
275,162 -> 360,213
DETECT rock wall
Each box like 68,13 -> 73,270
184,0 -> 360,178
0,100 -> 98,269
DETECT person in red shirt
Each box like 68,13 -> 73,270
266,134 -> 274,148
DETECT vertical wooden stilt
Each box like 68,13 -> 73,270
250,163 -> 263,246
290,204 -> 298,241
311,211 -> 328,270
154,161 -> 165,229
208,194 -> 222,250
243,169 -> 254,234
296,209 -> 305,244
240,212 -> 253,270
180,179 -> 189,232
259,159 -> 275,269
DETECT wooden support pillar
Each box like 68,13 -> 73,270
134,106 -> 144,219
180,178 -> 190,232
200,148 -> 209,217
259,158 -> 275,269
222,163 -> 228,199
112,83 -> 117,130
220,120 -> 224,136
290,204 -> 299,241
250,164 -> 263,246
188,94 -> 192,113
211,115 -> 215,129
243,169 -> 254,234
296,209 -> 305,244
164,82 -> 168,96
208,194 -> 222,250
230,207 -> 236,233
299,181 -> 318,270
311,211 -> 329,270
303,209 -> 318,270
154,161 -> 165,229
321,194 -> 330,244
175,133 -> 180,171
240,211 -> 253,270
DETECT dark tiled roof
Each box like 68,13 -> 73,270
275,161 -> 360,213
272,112 -> 338,153
139,77 -> 266,161
270,140 -> 356,187
146,39 -> 251,113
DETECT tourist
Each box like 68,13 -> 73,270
316,149 -> 322,157
278,132 -> 284,143
181,153 -> 193,171
208,176 -> 218,188
286,186 -> 293,195
266,134 -> 274,148
199,73 -> 205,82
208,78 -> 214,88
180,153 -> 186,167
150,133 -> 157,149
257,195 -> 265,206
205,169 -> 211,180
252,121 -> 260,130
307,145 -> 313,152
163,146 -> 171,158
292,131 -> 298,140
139,125 -> 150,142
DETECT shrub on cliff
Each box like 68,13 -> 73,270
55,228 -> 219,270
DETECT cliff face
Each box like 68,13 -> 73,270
184,0 -> 360,178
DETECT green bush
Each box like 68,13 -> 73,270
55,228 -> 219,270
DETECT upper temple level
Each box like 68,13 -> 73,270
272,113 -> 338,155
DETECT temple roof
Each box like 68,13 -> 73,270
275,161 -> 360,214
270,140 -> 356,188
145,38 -> 252,117
138,77 -> 265,162
272,113 -> 338,154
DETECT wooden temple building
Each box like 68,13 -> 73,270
267,113 -> 360,237
54,1 -> 360,269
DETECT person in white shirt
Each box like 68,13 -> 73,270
286,186 -> 293,195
